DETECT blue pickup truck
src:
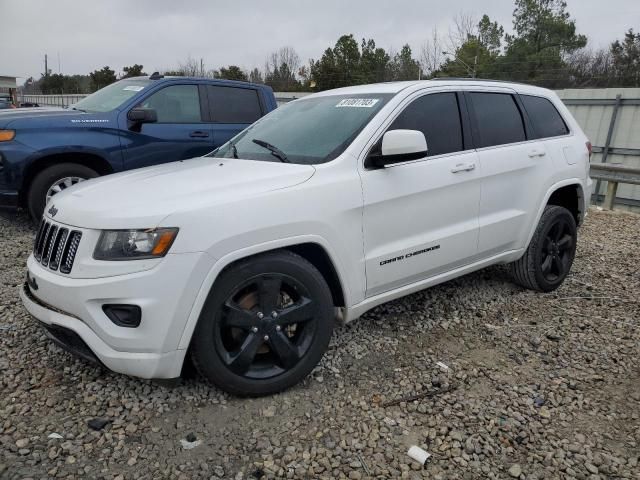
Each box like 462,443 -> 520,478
0,73 -> 277,219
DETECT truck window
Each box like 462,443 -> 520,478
206,86 -> 263,123
388,92 -> 464,156
468,92 -> 526,148
141,85 -> 202,123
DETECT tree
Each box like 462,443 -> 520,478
215,65 -> 248,82
264,47 -> 302,90
176,56 -> 207,77
389,44 -> 420,81
249,67 -> 263,84
477,14 -> 504,55
610,29 -> 640,87
122,64 -> 146,78
310,34 -> 362,90
565,47 -> 614,88
420,28 -> 444,78
437,15 -> 504,78
500,0 -> 587,86
359,38 -> 390,83
89,67 -> 116,91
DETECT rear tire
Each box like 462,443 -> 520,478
27,163 -> 99,220
190,250 -> 334,396
510,205 -> 577,292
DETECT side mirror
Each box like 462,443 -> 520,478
127,107 -> 157,123
365,129 -> 428,168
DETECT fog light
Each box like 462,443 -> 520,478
102,304 -> 141,328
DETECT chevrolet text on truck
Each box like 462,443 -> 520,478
0,73 -> 277,219
21,79 -> 592,396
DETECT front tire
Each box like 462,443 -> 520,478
510,205 -> 577,292
190,251 -> 334,396
27,163 -> 99,220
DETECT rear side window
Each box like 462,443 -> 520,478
469,92 -> 526,148
521,95 -> 569,138
207,86 -> 263,123
389,92 -> 463,156
140,85 -> 202,123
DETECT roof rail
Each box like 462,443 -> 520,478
430,77 -> 528,86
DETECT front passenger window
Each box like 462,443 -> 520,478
140,85 -> 202,123
388,92 -> 464,156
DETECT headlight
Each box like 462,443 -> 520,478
93,228 -> 178,260
0,130 -> 15,142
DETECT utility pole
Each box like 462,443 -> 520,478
44,54 -> 48,76
473,55 -> 478,78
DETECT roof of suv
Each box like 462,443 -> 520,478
312,79 -> 553,97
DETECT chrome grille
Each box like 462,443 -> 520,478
33,220 -> 81,274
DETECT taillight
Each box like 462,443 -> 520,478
586,141 -> 592,157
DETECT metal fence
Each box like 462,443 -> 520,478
19,93 -> 87,107
556,88 -> 640,211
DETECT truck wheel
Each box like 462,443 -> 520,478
27,163 -> 99,220
510,205 -> 577,292
190,250 -> 334,396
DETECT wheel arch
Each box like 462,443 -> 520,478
546,183 -> 585,226
176,236 -> 350,352
524,179 -> 586,250
19,152 -> 114,206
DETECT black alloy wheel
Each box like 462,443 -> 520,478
217,273 -> 317,379
190,251 -> 334,396
540,217 -> 574,282
511,205 -> 578,292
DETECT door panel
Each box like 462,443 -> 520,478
475,142 -> 548,255
362,151 -> 481,296
466,91 -> 553,256
121,84 -> 214,170
361,91 -> 481,297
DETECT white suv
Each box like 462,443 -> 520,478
21,80 -> 593,395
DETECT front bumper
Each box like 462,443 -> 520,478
21,250 -> 215,379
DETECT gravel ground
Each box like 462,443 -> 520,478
1,208 -> 639,480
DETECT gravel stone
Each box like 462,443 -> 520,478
1,208 -> 639,479
508,464 -> 522,477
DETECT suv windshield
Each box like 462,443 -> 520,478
209,94 -> 392,165
72,79 -> 151,113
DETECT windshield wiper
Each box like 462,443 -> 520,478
70,106 -> 87,113
231,142 -> 239,159
252,139 -> 289,163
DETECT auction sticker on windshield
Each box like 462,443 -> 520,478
123,86 -> 145,92
336,98 -> 380,108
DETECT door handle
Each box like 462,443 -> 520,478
451,162 -> 476,173
189,131 -> 210,138
528,149 -> 546,158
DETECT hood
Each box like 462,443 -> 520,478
0,108 -> 109,129
46,157 -> 316,229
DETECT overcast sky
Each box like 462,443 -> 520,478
1,0 -> 637,81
